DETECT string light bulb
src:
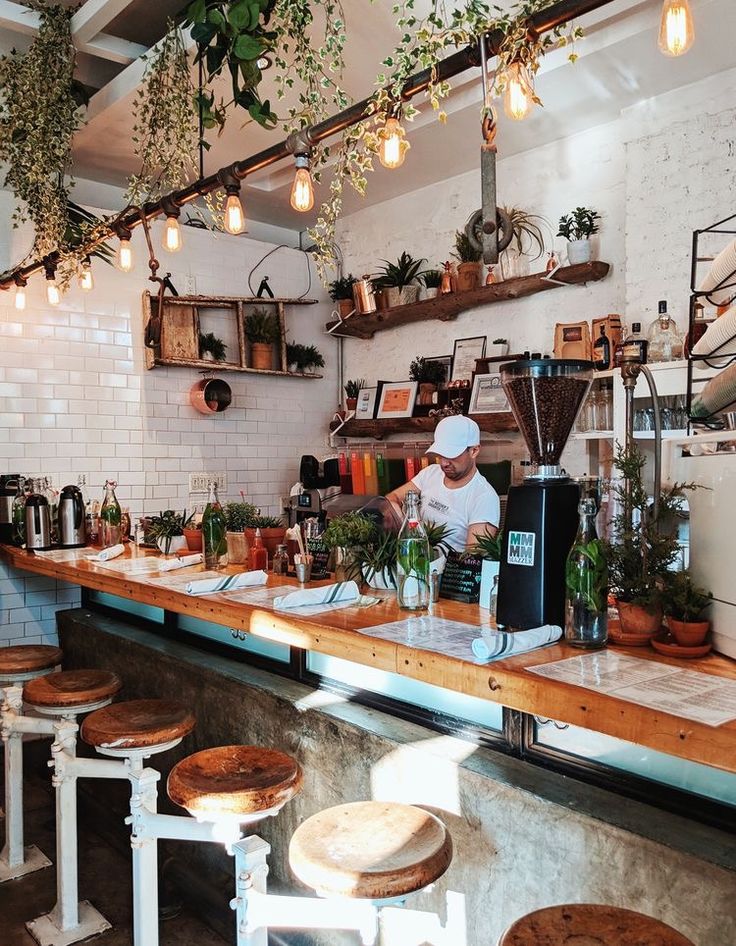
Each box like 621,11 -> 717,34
14,277 -> 26,311
503,62 -> 534,121
290,154 -> 315,212
161,197 -> 182,252
224,188 -> 245,234
378,115 -> 409,169
116,225 -> 133,272
44,263 -> 60,306
78,257 -> 94,291
658,0 -> 695,56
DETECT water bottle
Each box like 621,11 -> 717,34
396,490 -> 430,611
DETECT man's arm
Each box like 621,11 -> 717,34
385,480 -> 418,518
467,521 -> 498,547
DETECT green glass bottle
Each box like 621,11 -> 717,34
396,490 -> 430,611
202,481 -> 227,569
99,480 -> 122,548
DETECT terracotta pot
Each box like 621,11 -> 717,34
456,261 -> 481,292
338,298 -> 354,318
183,528 -> 202,552
668,618 -> 710,647
245,526 -> 286,560
617,600 -> 662,637
250,342 -> 275,371
226,531 -> 249,565
346,397 -> 358,411
418,382 -> 437,406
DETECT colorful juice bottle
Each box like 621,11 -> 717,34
338,451 -> 353,495
351,450 -> 365,495
363,452 -> 379,495
376,452 -> 387,495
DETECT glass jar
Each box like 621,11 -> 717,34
396,491 -> 430,611
565,497 -> 608,649
272,544 -> 289,576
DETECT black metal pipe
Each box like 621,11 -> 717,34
0,0 -> 617,290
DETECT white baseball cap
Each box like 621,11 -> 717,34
426,415 -> 480,459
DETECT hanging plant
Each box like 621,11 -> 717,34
0,2 -> 88,262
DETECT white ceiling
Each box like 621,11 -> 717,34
1,0 -> 732,228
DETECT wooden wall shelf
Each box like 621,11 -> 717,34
325,261 -> 610,339
330,413 -> 518,440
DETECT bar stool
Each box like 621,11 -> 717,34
231,800 -> 453,946
23,669 -> 122,946
0,643 -> 63,882
498,904 -> 696,945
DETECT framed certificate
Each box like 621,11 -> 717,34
355,385 -> 378,419
376,381 -> 418,419
451,336 -> 486,383
469,372 -> 509,414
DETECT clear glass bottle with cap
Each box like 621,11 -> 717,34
565,497 -> 608,649
622,322 -> 648,363
647,300 -> 683,362
202,480 -> 227,569
272,543 -> 288,576
396,490 -> 430,611
99,480 -> 122,548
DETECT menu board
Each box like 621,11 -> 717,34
439,551 -> 483,603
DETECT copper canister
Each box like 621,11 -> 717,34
353,275 -> 377,314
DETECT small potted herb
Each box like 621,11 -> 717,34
557,206 -> 600,265
351,521 -> 450,591
245,307 -> 281,371
373,252 -> 425,308
499,206 -> 547,279
148,509 -> 187,555
468,527 -> 503,610
286,342 -> 325,375
328,274 -> 357,318
409,357 -> 447,407
224,501 -> 258,564
323,512 -> 380,581
452,230 -> 482,292
421,269 -> 443,300
199,332 -> 227,362
183,511 -> 203,552
491,337 -> 509,357
344,378 -> 365,412
662,570 -> 712,646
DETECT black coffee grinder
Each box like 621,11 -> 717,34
497,359 -> 593,630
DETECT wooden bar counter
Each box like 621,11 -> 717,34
3,543 -> 736,775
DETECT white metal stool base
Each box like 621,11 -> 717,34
0,844 -> 51,882
26,900 -> 112,946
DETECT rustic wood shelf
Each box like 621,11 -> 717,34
147,357 -> 322,379
330,413 -> 518,440
325,261 -> 610,339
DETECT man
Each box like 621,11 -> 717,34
386,415 -> 499,552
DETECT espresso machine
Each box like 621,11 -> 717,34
497,359 -> 593,630
286,455 -> 342,527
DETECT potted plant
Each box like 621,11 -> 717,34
286,342 -> 325,375
245,515 -> 287,560
373,252 -> 425,308
557,207 -> 600,265
245,307 -> 281,371
344,378 -> 364,412
352,520 -> 449,591
499,206 -> 547,280
662,570 -> 713,646
421,269 -> 443,300
409,356 -> 447,406
199,332 -> 227,362
224,501 -> 258,564
322,512 -> 380,581
183,511 -> 203,552
328,274 -> 357,318
452,230 -> 482,292
148,509 -> 188,555
491,337 -> 509,357
468,527 -> 503,610
606,445 -> 692,639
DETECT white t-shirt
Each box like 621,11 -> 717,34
410,465 -> 500,551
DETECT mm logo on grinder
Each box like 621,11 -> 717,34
507,531 -> 535,567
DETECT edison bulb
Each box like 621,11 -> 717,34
117,238 -> 133,272
224,193 -> 245,234
503,63 -> 533,121
46,278 -> 60,306
14,285 -> 26,310
378,117 -> 408,169
290,167 -> 315,212
78,261 -> 94,291
163,215 -> 182,252
658,0 -> 695,56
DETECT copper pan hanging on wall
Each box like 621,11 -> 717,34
190,374 -> 232,414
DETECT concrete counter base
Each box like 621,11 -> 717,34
57,608 -> 735,946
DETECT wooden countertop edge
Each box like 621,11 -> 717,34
3,544 -> 736,773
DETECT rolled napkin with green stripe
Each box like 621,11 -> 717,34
274,581 -> 360,611
471,624 -> 562,662
184,570 -> 268,596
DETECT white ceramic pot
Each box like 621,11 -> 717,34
399,285 -> 420,306
157,535 -> 188,556
491,343 -> 509,358
567,239 -> 592,265
362,566 -> 396,591
422,287 -> 440,301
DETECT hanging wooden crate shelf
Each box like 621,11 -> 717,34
330,413 -> 518,440
143,292 -> 322,378
325,261 -> 610,339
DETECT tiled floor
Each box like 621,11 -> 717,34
0,759 -> 228,946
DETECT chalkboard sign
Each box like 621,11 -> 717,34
439,551 -> 483,603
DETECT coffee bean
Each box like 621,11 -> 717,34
504,376 -> 589,465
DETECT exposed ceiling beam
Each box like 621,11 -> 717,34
71,0 -> 136,45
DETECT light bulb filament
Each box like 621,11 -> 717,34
658,0 -> 695,56
503,63 -> 533,121
117,238 -> 133,272
378,117 -> 408,170
163,215 -> 182,252
290,157 -> 315,212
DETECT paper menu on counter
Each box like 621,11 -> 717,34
359,616 -> 480,661
528,651 -> 736,727
32,548 -> 94,563
93,557 -> 170,575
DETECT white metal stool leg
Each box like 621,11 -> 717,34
232,836 -> 270,946
0,684 -> 52,882
128,762 -> 162,946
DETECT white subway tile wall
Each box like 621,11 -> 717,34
0,200 -> 336,645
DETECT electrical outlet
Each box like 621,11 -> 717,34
184,273 -> 197,295
189,473 -> 227,493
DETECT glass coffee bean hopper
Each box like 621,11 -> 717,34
497,359 -> 593,630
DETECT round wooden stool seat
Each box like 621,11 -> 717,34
0,644 -> 63,678
81,699 -> 195,750
499,904 -> 695,946
289,801 -> 452,901
24,669 -> 122,709
168,745 -> 303,818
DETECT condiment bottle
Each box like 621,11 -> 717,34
250,528 -> 268,571
202,481 -> 227,569
99,480 -> 122,548
272,544 -> 288,576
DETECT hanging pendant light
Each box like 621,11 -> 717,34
503,62 -> 534,121
13,275 -> 26,311
378,112 -> 409,169
115,225 -> 134,272
658,0 -> 695,56
290,154 -> 315,212
219,168 -> 245,234
44,261 -> 60,306
161,196 -> 182,252
78,256 -> 94,291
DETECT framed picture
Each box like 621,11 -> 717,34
424,355 -> 452,385
376,381 -> 418,419
469,372 -> 509,414
451,336 -> 486,383
355,385 -> 378,419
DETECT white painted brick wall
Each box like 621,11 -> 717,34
0,197 -> 336,646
